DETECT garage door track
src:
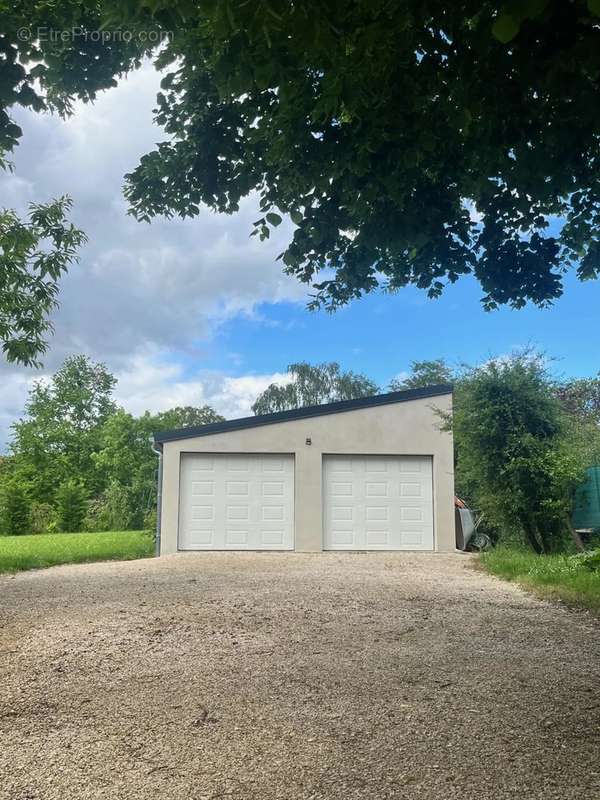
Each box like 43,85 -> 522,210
0,552 -> 598,799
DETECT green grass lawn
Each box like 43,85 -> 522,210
0,530 -> 155,574
481,547 -> 600,614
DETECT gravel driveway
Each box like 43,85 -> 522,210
1,552 -> 598,800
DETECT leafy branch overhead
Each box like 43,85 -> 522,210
0,198 -> 86,366
124,0 -> 600,310
2,1 -> 600,313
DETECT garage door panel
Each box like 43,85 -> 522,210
226,506 -> 249,521
330,530 -> 356,546
400,482 -> 423,497
328,456 -> 354,472
401,507 -> 424,521
179,454 -> 294,550
365,482 -> 388,497
331,482 -> 353,497
366,506 -> 388,521
225,530 -> 248,547
261,530 -> 284,546
187,529 -> 214,547
262,505 -> 284,521
333,506 -> 354,521
400,530 -> 427,547
399,459 -> 423,473
190,460 -> 214,473
191,505 -> 214,521
262,458 -> 285,472
191,481 -> 214,495
262,481 -> 285,496
324,455 -> 433,551
226,456 -> 249,471
366,530 -> 390,546
365,458 -> 387,473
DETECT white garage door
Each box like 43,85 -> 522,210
178,454 -> 294,550
323,455 -> 434,550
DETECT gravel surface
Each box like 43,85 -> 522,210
0,552 -> 598,800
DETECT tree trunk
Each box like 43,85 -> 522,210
523,520 -> 543,554
564,514 -> 586,553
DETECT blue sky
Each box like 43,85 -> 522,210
193,272 -> 599,387
0,63 -> 598,448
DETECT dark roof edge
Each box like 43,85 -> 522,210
153,384 -> 453,444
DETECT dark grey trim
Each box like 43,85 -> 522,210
153,384 -> 453,444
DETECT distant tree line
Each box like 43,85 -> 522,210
0,356 -> 224,535
1,353 -> 599,553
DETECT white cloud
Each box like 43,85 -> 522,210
0,63 -> 305,370
0,61 -> 307,448
212,374 -> 292,419
112,351 -> 290,420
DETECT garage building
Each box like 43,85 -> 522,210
153,385 -> 455,554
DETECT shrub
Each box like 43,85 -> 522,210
143,508 -> 157,535
452,354 -> 591,553
83,482 -> 139,532
29,502 -> 57,534
569,548 -> 600,572
56,480 -> 88,532
103,482 -> 137,530
83,496 -> 109,532
0,480 -> 31,535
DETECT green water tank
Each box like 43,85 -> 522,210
572,466 -> 600,530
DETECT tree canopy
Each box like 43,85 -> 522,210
2,354 -> 226,533
252,361 -> 378,414
94,404 -> 224,523
2,1 -> 600,315
10,355 -> 117,501
390,359 -> 455,391
555,375 -> 600,426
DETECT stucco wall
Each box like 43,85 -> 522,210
159,393 -> 455,554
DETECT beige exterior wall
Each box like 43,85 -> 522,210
159,393 -> 455,554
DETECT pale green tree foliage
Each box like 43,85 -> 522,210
252,362 -> 378,414
390,360 -> 455,391
10,355 -> 117,502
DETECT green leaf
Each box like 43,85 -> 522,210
266,212 -> 282,226
521,0 -> 549,19
588,0 -> 600,15
290,210 -> 303,225
492,14 -> 520,43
